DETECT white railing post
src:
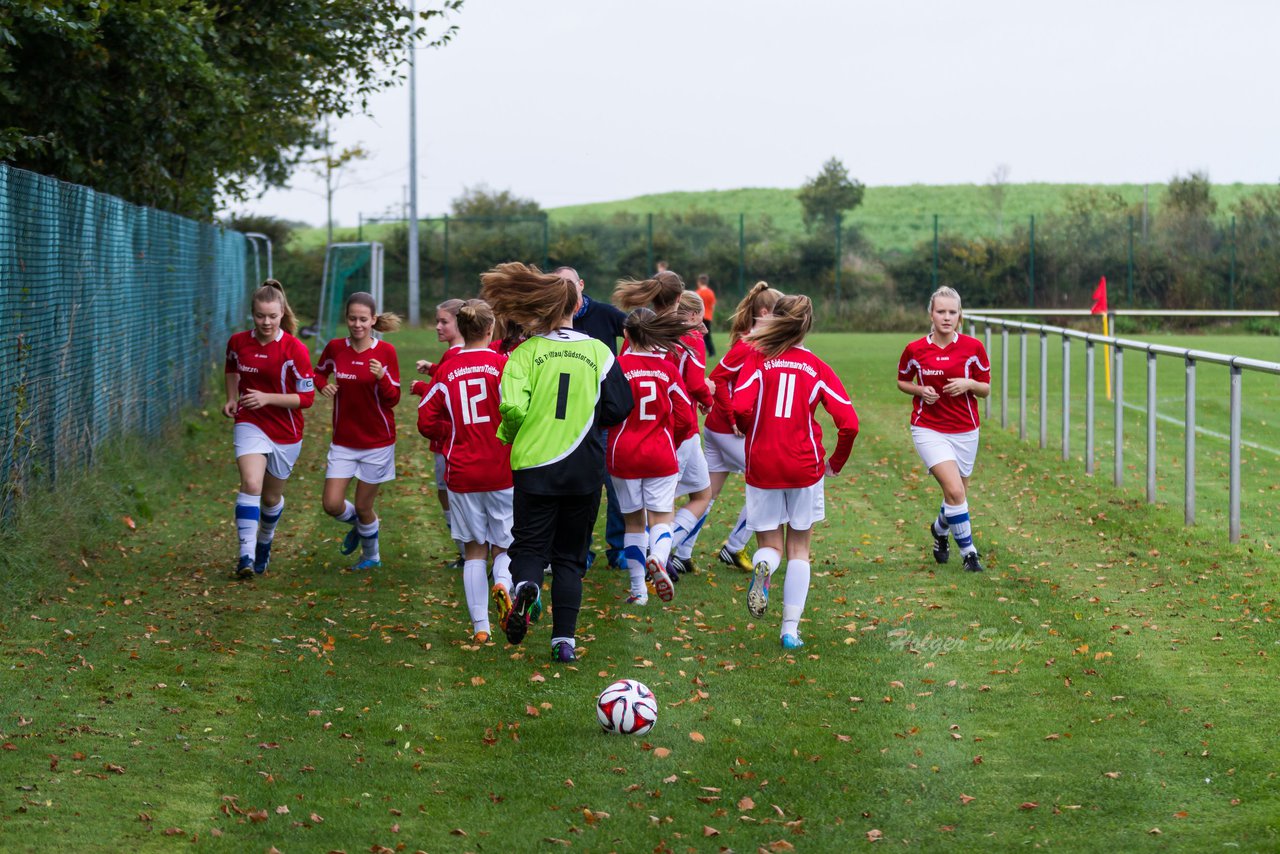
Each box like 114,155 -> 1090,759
984,325 -> 992,421
1001,327 -> 1009,429
1229,366 -> 1242,543
1019,332 -> 1027,440
1185,357 -> 1196,525
1061,336 -> 1071,461
1146,351 -> 1158,504
1114,346 -> 1125,487
1039,332 -> 1048,450
1086,341 -> 1096,476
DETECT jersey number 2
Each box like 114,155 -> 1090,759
637,380 -> 659,421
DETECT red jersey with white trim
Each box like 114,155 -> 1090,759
897,333 -> 991,433
705,338 -> 753,435
732,345 -> 859,489
225,329 -> 315,443
417,348 -> 512,493
607,351 -> 694,479
315,337 -> 401,449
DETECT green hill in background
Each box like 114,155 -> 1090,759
292,182 -> 1272,254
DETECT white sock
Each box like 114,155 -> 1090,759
257,497 -> 284,544
623,532 -> 648,596
678,503 -> 712,559
463,558 -> 489,633
750,547 -> 781,575
726,506 -> 751,552
943,501 -> 975,555
649,523 -> 674,569
492,551 -> 513,593
357,518 -> 380,560
331,499 -> 358,525
235,493 -> 260,560
781,559 -> 811,637
672,507 -> 699,560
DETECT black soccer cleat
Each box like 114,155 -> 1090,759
667,555 -> 686,582
930,525 -> 950,564
962,551 -> 984,573
504,582 -> 539,645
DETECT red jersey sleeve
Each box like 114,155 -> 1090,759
287,335 -> 316,410
679,333 -> 714,409
730,348 -> 763,434
817,361 -> 859,474
377,343 -> 401,408
671,380 -> 695,444
417,382 -> 450,442
314,339 -> 338,393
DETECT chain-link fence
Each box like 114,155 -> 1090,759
0,163 -> 247,517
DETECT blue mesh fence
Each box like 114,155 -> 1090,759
0,163 -> 247,517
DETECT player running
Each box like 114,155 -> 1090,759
733,294 -> 859,649
419,298 -> 467,567
222,280 -> 315,579
417,300 -> 515,644
705,282 -> 782,571
314,292 -> 402,571
665,289 -> 716,579
608,308 -> 698,605
481,263 -> 633,663
896,286 -> 991,572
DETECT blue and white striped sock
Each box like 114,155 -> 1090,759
725,507 -> 751,552
257,497 -> 284,544
235,493 -> 260,560
623,532 -> 648,597
649,523 -> 674,568
674,505 -> 711,560
943,501 -> 975,556
932,503 -> 949,537
357,517 -> 380,560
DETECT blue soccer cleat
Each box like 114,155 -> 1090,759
350,557 -> 381,571
781,633 -> 805,650
234,555 -> 254,580
253,540 -> 272,575
340,525 -> 360,556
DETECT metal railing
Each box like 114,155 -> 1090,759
968,313 -> 1280,543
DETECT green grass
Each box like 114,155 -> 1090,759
1,331 -> 1277,851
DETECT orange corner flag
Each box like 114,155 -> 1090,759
1091,276 -> 1109,315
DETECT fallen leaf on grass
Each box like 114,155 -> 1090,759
275,805 -> 289,815
530,673 -> 546,683
470,676 -> 485,687
526,705 -> 540,717
1148,827 -> 1162,835
662,774 -> 678,784
960,794 -> 976,805
866,829 -> 883,842
161,828 -> 183,836
703,826 -> 720,837
104,763 -> 125,774
123,516 -> 136,530
653,747 -> 671,758
689,731 -> 705,743
247,809 -> 268,823
738,796 -> 755,811
1019,802 -> 1039,810
1103,771 -> 1121,779
769,841 -> 796,852
450,829 -> 467,836
1173,811 -> 1189,819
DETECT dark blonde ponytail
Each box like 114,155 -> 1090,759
253,279 -> 297,335
613,270 -> 685,314
744,294 -> 812,358
623,307 -> 697,354
455,299 -> 496,345
728,281 -> 782,345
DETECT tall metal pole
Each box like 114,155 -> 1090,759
407,0 -> 421,326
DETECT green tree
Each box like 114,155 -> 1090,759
0,0 -> 462,218
797,157 -> 865,230
1165,170 -> 1217,216
451,185 -> 542,218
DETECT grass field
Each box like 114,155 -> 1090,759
2,331 -> 1277,851
293,182 -> 1276,254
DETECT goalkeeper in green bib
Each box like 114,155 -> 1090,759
481,263 -> 634,662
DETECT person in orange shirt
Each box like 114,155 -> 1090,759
696,273 -> 717,356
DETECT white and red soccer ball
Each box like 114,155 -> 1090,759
596,679 -> 657,736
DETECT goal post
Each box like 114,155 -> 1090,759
315,241 -> 384,353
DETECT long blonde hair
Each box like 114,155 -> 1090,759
613,270 -> 685,313
623,307 -> 697,354
253,279 -> 297,335
745,294 -> 812,359
479,262 -> 579,336
728,281 -> 782,345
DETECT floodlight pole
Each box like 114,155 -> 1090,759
407,0 -> 421,326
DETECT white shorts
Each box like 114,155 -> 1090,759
326,443 -> 396,484
611,473 -> 680,514
911,426 -> 980,478
234,423 -> 302,480
434,453 -> 448,490
702,429 -> 745,474
675,435 -> 711,495
745,481 -> 825,532
447,488 -> 514,547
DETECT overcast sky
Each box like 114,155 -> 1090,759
230,0 -> 1280,227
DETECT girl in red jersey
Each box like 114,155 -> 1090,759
732,294 -> 859,649
896,286 -> 991,572
666,289 -> 716,578
417,300 -> 515,644
608,308 -> 698,605
222,280 -> 316,579
417,298 -> 467,566
705,282 -> 782,572
315,292 -> 402,571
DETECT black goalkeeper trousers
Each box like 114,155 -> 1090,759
508,487 -> 602,641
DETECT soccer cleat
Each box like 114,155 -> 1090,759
340,525 -> 360,555
447,557 -> 465,570
747,560 -> 772,618
646,556 -> 675,603
472,631 -> 490,645
780,633 -> 805,650
930,524 -> 950,564
234,555 -> 255,580
626,592 -> 649,606
504,582 -> 539,645
492,583 -> 513,629
350,557 -> 382,571
667,555 -> 687,582
253,540 -> 272,575
962,551 -> 985,573
719,545 -> 754,572
551,641 -> 577,663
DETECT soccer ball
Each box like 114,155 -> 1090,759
596,679 -> 658,736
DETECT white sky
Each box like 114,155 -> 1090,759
230,0 -> 1280,227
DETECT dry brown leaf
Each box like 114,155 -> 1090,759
450,828 -> 467,836
1173,811 -> 1189,819
653,747 -> 671,758
866,829 -> 883,842
960,794 -> 976,805
1019,802 -> 1039,810
703,826 -> 720,837
530,672 -> 546,683
526,705 -> 540,717
769,841 -> 797,852
738,796 -> 755,811
662,774 -> 678,784
470,676 -> 485,687
161,827 -> 183,836
689,731 -> 705,743
275,805 -> 289,815
1103,771 -> 1121,779
1148,827 -> 1162,835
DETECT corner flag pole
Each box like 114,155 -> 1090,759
1091,276 -> 1111,400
